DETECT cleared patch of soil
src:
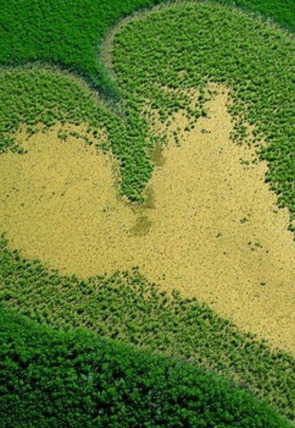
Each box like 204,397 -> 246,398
1,89 -> 295,354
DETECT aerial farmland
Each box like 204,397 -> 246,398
0,0 -> 295,426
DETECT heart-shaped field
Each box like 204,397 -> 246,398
1,83 -> 295,353
1,2 -> 295,422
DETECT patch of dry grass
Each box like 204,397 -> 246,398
1,88 -> 295,353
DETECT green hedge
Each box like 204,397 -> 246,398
0,306 -> 293,428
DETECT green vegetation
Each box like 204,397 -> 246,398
112,2 -> 295,218
1,0 -> 295,425
0,0 -> 294,97
0,67 -> 151,201
1,234 -> 295,422
1,2 -> 295,213
0,305 -> 293,428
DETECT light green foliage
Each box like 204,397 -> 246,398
0,68 -> 151,201
1,234 -> 294,422
112,3 -> 295,217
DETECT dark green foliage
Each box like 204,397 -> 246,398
0,306 -> 293,428
1,234 -> 295,422
214,0 -> 295,31
0,0 -> 164,98
0,0 -> 294,97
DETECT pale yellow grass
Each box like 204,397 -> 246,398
1,89 -> 295,354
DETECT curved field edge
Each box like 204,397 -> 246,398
0,67 -> 151,201
1,1 -> 295,216
2,89 -> 295,355
0,0 -> 294,98
0,0 -> 295,423
109,2 -> 295,222
1,235 -> 294,421
0,306 -> 294,428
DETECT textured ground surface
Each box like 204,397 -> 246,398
1,87 -> 295,353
